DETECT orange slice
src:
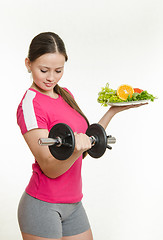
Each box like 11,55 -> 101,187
117,84 -> 134,100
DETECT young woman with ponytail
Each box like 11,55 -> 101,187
17,32 -> 142,240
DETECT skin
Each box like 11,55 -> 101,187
22,52 -> 146,240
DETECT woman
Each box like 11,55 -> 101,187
17,32 -> 143,240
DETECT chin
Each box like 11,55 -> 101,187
42,84 -> 53,90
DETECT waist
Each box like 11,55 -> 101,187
25,157 -> 83,203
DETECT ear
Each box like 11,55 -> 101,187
25,58 -> 32,72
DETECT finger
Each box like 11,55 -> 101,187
74,133 -> 81,151
130,103 -> 149,108
82,134 -> 92,149
74,133 -> 91,152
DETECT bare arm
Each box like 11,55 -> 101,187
23,104 -> 147,179
98,104 -> 147,129
23,128 -> 91,179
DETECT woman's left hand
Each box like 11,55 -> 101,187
109,102 -> 148,115
98,102 -> 148,129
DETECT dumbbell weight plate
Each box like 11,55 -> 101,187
49,123 -> 75,160
86,124 -> 107,158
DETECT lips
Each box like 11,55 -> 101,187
44,82 -> 54,87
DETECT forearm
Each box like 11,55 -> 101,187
42,149 -> 83,179
24,129 -> 91,179
98,103 -> 144,129
98,107 -> 116,129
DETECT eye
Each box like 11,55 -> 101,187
41,70 -> 47,73
56,70 -> 62,73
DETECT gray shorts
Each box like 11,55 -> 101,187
17,192 -> 90,239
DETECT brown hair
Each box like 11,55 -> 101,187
28,32 -> 89,158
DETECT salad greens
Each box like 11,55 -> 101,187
127,91 -> 155,102
97,83 -> 122,106
97,83 -> 156,106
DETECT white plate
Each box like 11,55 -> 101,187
107,100 -> 150,106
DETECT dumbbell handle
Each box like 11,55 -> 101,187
38,137 -> 62,146
89,136 -> 116,145
38,136 -> 96,147
38,135 -> 116,147
107,135 -> 116,144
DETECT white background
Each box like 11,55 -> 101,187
0,0 -> 163,239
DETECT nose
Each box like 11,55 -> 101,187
46,72 -> 55,82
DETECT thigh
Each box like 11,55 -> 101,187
62,202 -> 91,238
18,192 -> 62,239
21,232 -> 62,240
62,228 -> 93,240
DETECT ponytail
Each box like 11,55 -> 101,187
54,84 -> 89,159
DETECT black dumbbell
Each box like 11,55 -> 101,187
38,123 -> 116,160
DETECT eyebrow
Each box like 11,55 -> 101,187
39,65 -> 64,69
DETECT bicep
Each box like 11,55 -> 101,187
22,128 -> 83,179
23,129 -> 52,168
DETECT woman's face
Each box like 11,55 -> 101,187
25,53 -> 65,93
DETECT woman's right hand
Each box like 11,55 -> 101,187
23,129 -> 92,178
74,132 -> 92,154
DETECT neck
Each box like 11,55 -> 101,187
30,82 -> 58,99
